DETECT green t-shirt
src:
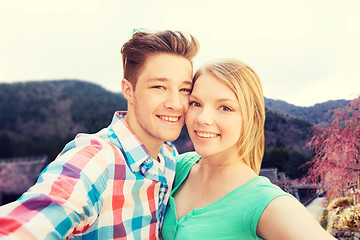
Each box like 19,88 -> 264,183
161,152 -> 292,240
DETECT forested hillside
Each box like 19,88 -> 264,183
264,97 -> 350,124
0,80 -> 127,161
0,80 -> 346,179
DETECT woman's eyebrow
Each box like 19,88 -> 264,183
215,98 -> 237,103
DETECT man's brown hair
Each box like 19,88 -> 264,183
121,30 -> 199,88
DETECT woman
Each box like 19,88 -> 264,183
161,59 -> 335,239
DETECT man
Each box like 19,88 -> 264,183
0,30 -> 199,239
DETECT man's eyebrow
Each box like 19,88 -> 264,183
147,77 -> 168,82
147,78 -> 193,85
183,80 -> 193,85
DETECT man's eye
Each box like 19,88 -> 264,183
180,88 -> 191,93
152,85 -> 165,90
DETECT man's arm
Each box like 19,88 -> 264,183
0,137 -> 111,239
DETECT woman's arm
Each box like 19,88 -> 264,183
257,196 -> 336,240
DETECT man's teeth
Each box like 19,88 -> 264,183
196,132 -> 217,138
159,116 -> 179,122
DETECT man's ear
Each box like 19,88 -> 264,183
121,78 -> 134,103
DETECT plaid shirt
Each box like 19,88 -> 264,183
0,112 -> 177,239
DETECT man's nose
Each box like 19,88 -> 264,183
164,92 -> 183,110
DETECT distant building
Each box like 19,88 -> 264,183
0,156 -> 48,205
260,167 -> 320,205
260,168 -> 287,186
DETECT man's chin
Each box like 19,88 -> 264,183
161,132 -> 182,142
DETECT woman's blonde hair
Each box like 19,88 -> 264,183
193,59 -> 265,174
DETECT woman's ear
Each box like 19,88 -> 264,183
121,79 -> 134,103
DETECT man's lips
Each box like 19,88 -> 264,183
157,115 -> 181,122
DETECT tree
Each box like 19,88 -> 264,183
305,97 -> 360,203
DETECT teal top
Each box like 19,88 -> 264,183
161,152 -> 292,240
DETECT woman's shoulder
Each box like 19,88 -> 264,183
175,151 -> 201,168
172,152 -> 200,189
231,176 -> 292,209
247,176 -> 290,197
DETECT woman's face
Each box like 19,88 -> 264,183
185,72 -> 243,158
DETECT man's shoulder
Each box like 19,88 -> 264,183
62,133 -> 108,151
59,133 -> 127,165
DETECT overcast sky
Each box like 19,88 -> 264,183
1,0 -> 359,107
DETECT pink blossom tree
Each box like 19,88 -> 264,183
305,97 -> 360,203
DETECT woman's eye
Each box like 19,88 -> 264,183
220,106 -> 231,111
190,101 -> 201,108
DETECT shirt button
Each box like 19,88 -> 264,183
159,192 -> 164,198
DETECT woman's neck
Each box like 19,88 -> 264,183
198,149 -> 242,170
195,153 -> 256,182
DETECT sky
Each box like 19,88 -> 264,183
1,0 -> 359,107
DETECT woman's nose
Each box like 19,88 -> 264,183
195,108 -> 214,126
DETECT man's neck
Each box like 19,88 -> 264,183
144,141 -> 162,161
123,113 -> 163,161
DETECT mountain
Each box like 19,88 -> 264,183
1,80 -> 356,206
0,80 -> 127,160
0,80 -> 126,139
264,108 -> 312,152
0,80 -> 350,179
264,97 -> 351,124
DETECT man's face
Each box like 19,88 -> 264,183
126,53 -> 193,146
